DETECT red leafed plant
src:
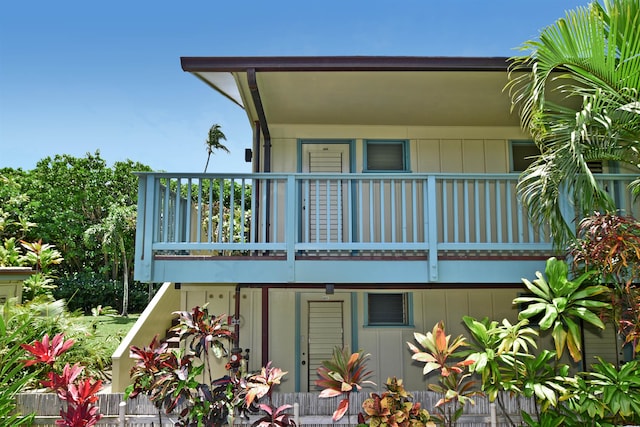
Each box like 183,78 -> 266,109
22,334 -> 102,427
316,347 -> 375,422
570,212 -> 640,355
21,333 -> 74,367
245,361 -> 296,427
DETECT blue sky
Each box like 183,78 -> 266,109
0,0 -> 589,173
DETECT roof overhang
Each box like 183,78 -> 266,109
181,56 -> 523,128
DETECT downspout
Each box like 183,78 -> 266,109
233,284 -> 243,349
247,68 -> 272,241
247,69 -> 272,366
252,121 -> 261,247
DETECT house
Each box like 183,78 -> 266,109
111,56 -> 635,393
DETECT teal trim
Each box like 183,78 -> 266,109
295,292 -> 301,392
363,139 -> 410,172
363,292 -> 414,328
351,292 -> 358,351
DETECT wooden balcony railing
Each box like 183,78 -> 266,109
134,172 -> 639,282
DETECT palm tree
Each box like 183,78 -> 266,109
507,0 -> 640,247
203,124 -> 229,173
84,204 -> 136,316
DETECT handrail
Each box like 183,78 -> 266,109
135,172 -> 639,257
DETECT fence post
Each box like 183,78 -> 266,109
490,402 -> 497,427
294,402 -> 299,426
119,400 -> 126,427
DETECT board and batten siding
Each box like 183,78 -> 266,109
267,123 -> 527,174
177,285 -> 620,394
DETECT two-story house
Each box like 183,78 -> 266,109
111,56 -> 632,393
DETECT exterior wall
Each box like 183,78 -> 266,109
178,284 -> 624,393
268,124 -> 529,173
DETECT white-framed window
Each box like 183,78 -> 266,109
364,140 -> 409,172
366,292 -> 412,326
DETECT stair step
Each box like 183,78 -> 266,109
164,335 -> 181,348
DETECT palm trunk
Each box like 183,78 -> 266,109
119,237 -> 129,317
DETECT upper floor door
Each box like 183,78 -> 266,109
300,142 -> 352,245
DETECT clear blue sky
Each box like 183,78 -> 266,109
0,0 -> 589,173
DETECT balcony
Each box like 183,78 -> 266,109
134,172 -> 638,284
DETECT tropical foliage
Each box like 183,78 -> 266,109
570,212 -> 640,355
507,0 -> 640,246
513,257 -> 610,362
316,347 -> 375,422
22,333 -> 103,427
127,305 -> 293,427
0,313 -> 38,426
407,322 -> 478,427
359,377 -> 435,427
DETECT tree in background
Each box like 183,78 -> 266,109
84,204 -> 137,316
15,151 -> 151,276
203,123 -> 229,173
1,152 -> 152,313
507,0 -> 640,246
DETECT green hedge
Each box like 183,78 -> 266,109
53,272 -> 150,315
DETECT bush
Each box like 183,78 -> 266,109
53,271 -> 150,315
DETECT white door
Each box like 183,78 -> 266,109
301,143 -> 350,244
299,292 -> 352,391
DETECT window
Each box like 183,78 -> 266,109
364,140 -> 409,172
510,141 -> 539,172
366,293 -> 411,326
511,140 -> 603,173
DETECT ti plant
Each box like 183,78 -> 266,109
570,212 -> 640,355
21,333 -> 103,427
172,305 -> 235,384
514,257 -> 610,362
128,306 -> 240,426
407,321 -> 478,427
245,362 -> 296,427
316,347 -> 375,422
359,377 -> 435,427
128,306 -> 292,427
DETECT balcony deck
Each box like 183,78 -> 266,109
134,172 -> 638,284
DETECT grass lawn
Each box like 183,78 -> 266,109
76,314 -> 140,356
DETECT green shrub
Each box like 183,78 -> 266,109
2,297 -> 118,380
53,271 -> 150,314
0,310 -> 38,425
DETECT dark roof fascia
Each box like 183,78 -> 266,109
180,56 -> 515,73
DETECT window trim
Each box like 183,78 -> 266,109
363,139 -> 410,173
364,292 -> 413,327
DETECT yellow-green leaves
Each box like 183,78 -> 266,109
514,257 -> 611,361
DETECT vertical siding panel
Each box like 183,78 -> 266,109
440,140 -> 463,172
462,139 -> 486,173
484,139 -> 508,173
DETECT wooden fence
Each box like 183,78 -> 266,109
15,391 -> 536,427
